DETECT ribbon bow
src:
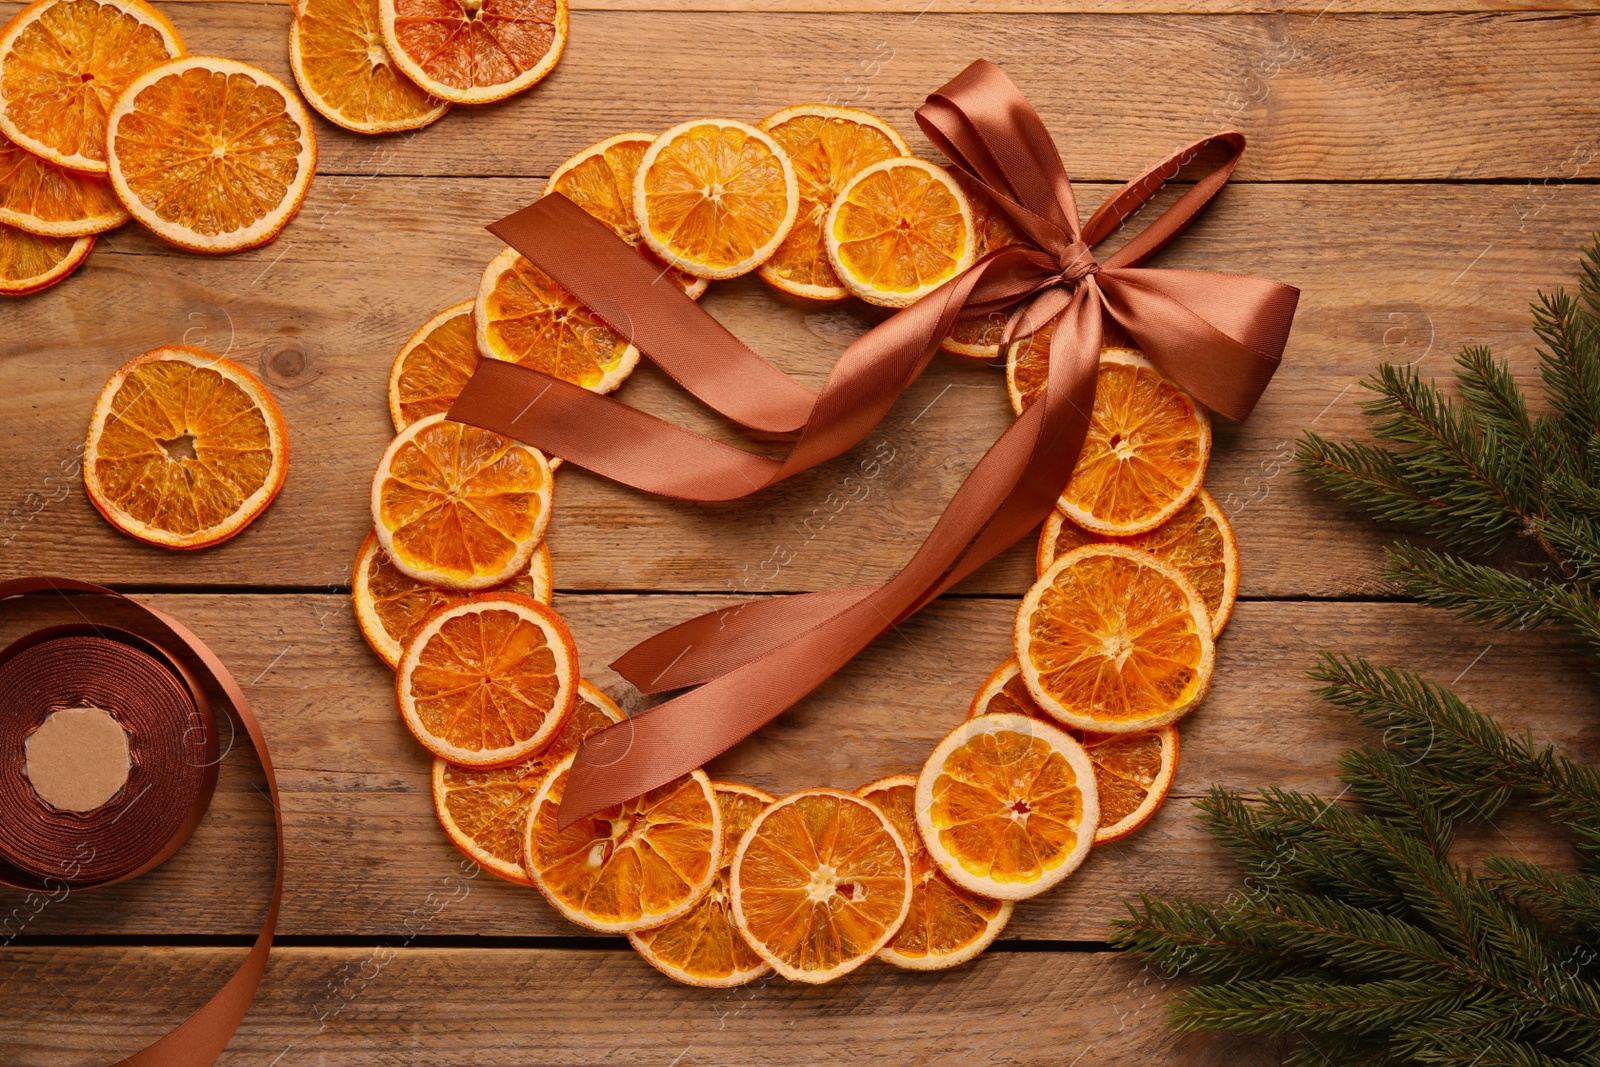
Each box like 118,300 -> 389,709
448,59 -> 1299,827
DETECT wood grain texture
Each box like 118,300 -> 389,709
4,181 -> 1598,596
132,0 -> 1600,11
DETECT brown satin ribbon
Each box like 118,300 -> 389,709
0,577 -> 280,1066
447,60 -> 1300,827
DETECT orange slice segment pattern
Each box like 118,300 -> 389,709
629,783 -> 776,987
825,157 -> 974,308
290,0 -> 449,134
857,775 -> 1012,970
730,787 -> 911,983
378,0 -> 566,105
81,345 -> 288,548
527,760 -> 721,933
0,223 -> 93,295
388,300 -> 479,431
1016,544 -> 1214,733
0,0 -> 184,173
396,593 -> 576,766
0,131 -> 128,237
941,169 -> 1024,357
432,681 -> 622,883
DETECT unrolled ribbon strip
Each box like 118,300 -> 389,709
0,577 -> 280,1066
447,59 -> 1300,827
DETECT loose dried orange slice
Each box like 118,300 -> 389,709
730,787 -> 911,984
290,0 -> 449,134
476,247 -> 641,393
0,0 -> 184,174
968,659 -> 1179,844
351,530 -> 551,668
630,782 -> 775,987
106,57 -> 317,254
0,132 -> 128,237
431,680 -> 622,884
941,170 -> 1023,358
526,759 -> 721,933
916,713 -> 1098,900
857,774 -> 1012,970
1016,543 -> 1214,734
635,119 -> 799,280
755,105 -> 909,300
378,0 -> 566,106
824,156 -> 974,308
370,412 -> 553,589
1039,488 -> 1239,637
545,133 -> 707,300
395,592 -> 576,766
0,224 -> 93,295
388,300 -> 478,431
82,345 -> 288,548
1010,344 -> 1210,535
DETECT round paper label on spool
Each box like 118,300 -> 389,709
25,706 -> 132,813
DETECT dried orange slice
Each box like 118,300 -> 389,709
378,0 -> 566,106
941,170 -> 1023,358
289,0 -> 449,134
351,530 -> 551,668
0,224 -> 92,295
1016,543 -> 1214,734
754,105 -> 909,300
824,156 -> 974,308
370,412 -> 553,589
395,592 -> 576,766
630,782 -> 776,987
1010,345 -> 1210,535
0,0 -> 184,174
1039,488 -> 1239,637
526,759 -> 721,933
431,680 -> 622,884
388,300 -> 478,431
0,132 -> 128,237
106,57 -> 317,254
476,247 -> 640,393
968,659 -> 1179,844
545,133 -> 707,300
635,119 -> 799,281
82,345 -> 288,548
857,774 -> 1012,970
730,787 -> 911,984
916,713 -> 1098,900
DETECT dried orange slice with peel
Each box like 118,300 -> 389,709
0,0 -> 184,173
290,0 -> 449,134
630,782 -> 776,987
395,592 -> 576,767
1010,344 -> 1210,535
431,680 -> 622,884
969,659 -> 1179,844
755,105 -> 909,300
916,713 -> 1098,900
824,156 -> 974,308
526,758 -> 721,933
635,119 -> 799,281
82,346 -> 289,548
477,247 -> 641,394
0,224 -> 93,295
730,787 -> 911,984
106,57 -> 317,254
546,133 -> 707,300
378,0 -> 566,105
941,169 -> 1023,358
1017,543 -> 1214,734
370,412 -> 553,589
0,132 -> 128,237
351,530 -> 551,668
1039,488 -> 1239,637
856,774 -> 1012,970
388,300 -> 478,432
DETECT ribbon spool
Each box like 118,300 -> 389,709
0,577 -> 281,1067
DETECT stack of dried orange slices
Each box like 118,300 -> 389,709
360,104 -> 1240,987
0,0 -> 319,295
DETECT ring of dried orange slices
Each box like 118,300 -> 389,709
356,106 -> 1240,987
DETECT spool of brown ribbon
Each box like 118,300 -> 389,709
0,577 -> 280,1066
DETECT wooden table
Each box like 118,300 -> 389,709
3,0 -> 1598,1062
